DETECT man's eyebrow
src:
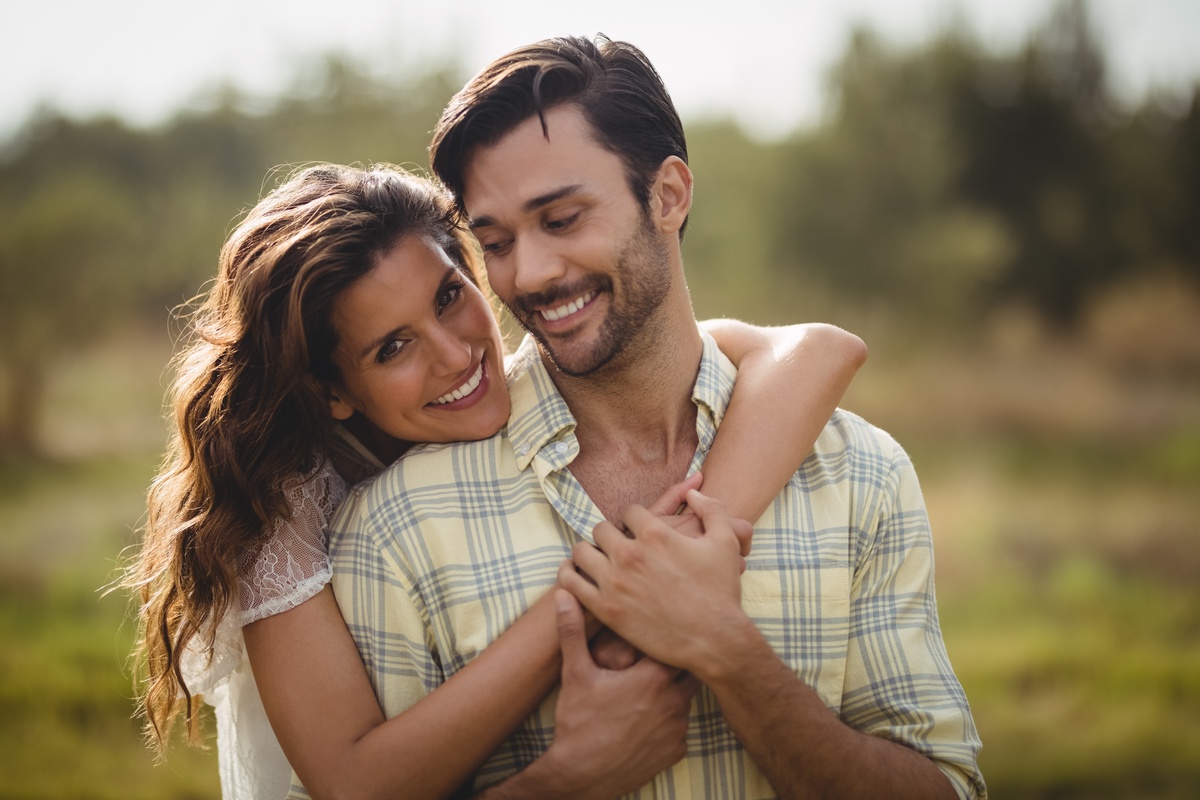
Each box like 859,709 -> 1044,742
468,184 -> 584,231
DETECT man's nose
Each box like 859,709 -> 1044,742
512,235 -> 567,296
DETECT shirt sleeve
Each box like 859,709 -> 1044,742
326,476 -> 444,720
841,434 -> 987,800
238,461 -> 347,625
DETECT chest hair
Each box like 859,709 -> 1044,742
569,446 -> 695,523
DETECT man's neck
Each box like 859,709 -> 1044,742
546,308 -> 705,521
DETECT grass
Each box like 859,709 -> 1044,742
1,318 -> 1197,798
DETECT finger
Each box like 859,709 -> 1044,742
591,519 -> 633,557
555,589 -> 594,681
646,472 -> 704,516
731,517 -> 755,558
630,654 -> 685,684
560,552 -> 598,588
619,504 -> 676,543
557,557 -> 580,588
589,629 -> 640,671
558,559 -> 602,612
662,513 -> 704,539
675,670 -> 702,700
572,539 -> 613,585
683,490 -> 737,548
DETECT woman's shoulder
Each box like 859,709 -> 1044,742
238,457 -> 347,625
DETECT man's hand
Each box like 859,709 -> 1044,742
559,490 -> 749,676
588,627 -> 640,671
535,590 -> 697,799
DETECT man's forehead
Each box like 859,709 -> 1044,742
462,107 -> 614,222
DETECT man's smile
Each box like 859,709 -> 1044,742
538,290 -> 598,323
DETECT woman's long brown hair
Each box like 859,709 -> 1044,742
125,163 -> 481,753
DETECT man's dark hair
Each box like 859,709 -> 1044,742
430,34 -> 689,236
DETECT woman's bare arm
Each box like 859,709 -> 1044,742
245,320 -> 864,800
245,585 -> 561,800
701,320 -> 867,521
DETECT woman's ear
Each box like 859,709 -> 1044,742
651,156 -> 693,234
326,386 -> 356,421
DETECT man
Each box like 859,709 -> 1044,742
330,35 -> 985,798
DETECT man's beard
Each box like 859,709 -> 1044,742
509,213 -> 671,378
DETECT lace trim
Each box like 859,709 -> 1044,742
181,456 -> 350,696
240,564 -> 333,625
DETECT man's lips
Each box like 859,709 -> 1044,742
533,290 -> 599,324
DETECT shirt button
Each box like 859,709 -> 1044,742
554,442 -> 569,455
517,444 -> 531,456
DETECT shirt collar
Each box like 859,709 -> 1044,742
504,330 -> 737,472
691,330 -> 737,460
506,336 -> 578,472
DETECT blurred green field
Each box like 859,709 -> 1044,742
1,318 -> 1197,799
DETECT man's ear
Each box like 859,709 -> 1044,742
650,156 -> 693,234
326,386 -> 356,421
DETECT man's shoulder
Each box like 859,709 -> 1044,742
811,408 -> 908,472
393,433 -> 514,491
333,434 -> 513,526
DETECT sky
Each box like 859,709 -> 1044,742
4,0 -> 1200,144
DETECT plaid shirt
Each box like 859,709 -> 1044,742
321,332 -> 985,799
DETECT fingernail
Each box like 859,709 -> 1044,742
555,590 -> 572,613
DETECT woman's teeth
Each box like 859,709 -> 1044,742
433,363 -> 483,405
540,291 -> 596,322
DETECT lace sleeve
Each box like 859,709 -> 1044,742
179,458 -> 351,696
238,459 -> 350,625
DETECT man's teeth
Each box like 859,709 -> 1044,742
540,291 -> 596,322
433,363 -> 483,405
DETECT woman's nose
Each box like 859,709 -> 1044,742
426,324 -> 473,377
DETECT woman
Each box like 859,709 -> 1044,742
127,162 -> 866,799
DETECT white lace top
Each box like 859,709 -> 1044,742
179,427 -> 384,800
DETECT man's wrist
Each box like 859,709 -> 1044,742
686,610 -> 767,687
488,743 -> 610,800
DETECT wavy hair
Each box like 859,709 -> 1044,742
125,163 -> 480,753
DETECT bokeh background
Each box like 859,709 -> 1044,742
2,0 -> 1198,797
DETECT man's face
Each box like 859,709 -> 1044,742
463,105 -> 672,377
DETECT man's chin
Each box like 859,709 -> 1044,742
536,338 -> 621,378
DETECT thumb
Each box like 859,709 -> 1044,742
555,589 -> 592,680
647,472 -> 704,516
683,489 -> 737,548
731,517 -> 755,558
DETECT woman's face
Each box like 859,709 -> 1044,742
327,234 -> 510,448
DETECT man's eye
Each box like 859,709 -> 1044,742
480,239 -> 511,256
546,213 -> 579,231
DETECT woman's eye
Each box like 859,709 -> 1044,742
438,282 -> 464,311
377,338 -> 408,362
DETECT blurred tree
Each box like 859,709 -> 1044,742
1162,87 -> 1200,276
770,27 -> 1012,329
0,170 -> 142,456
263,55 -> 463,171
0,57 -> 464,459
684,119 -> 786,322
949,0 -> 1127,327
2,17 -> 1198,459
